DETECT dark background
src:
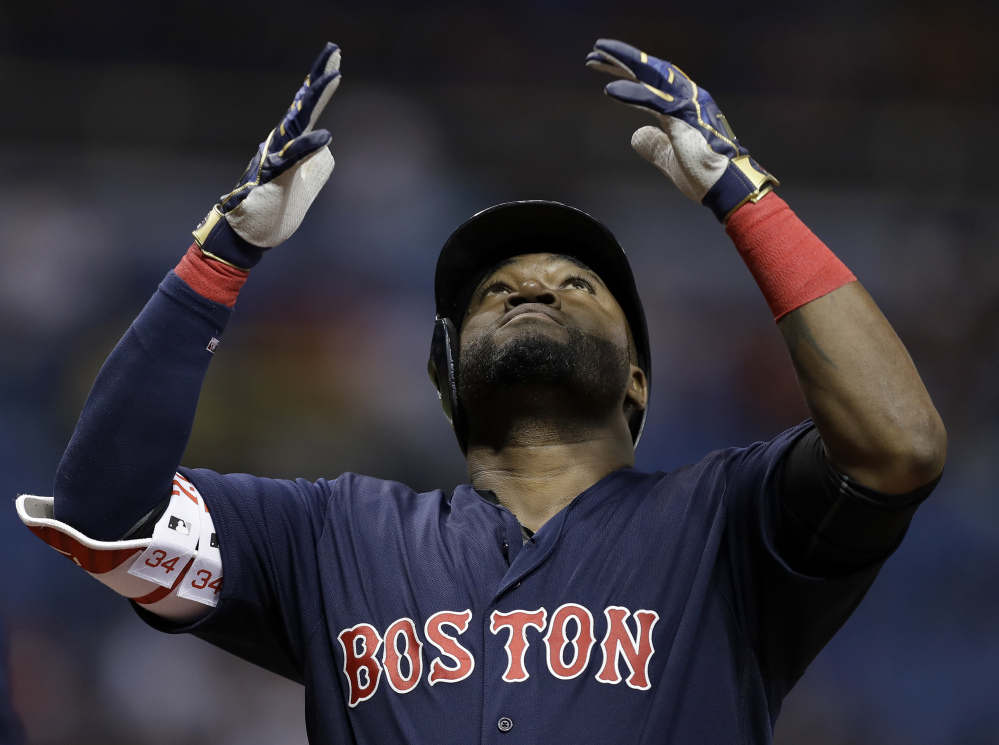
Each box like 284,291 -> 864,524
2,1 -> 998,742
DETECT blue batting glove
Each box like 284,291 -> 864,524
587,39 -> 777,223
194,42 -> 342,268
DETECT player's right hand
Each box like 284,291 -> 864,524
587,39 -> 777,223
193,43 -> 342,269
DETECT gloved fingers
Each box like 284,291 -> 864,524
265,129 -> 333,180
307,43 -> 341,81
589,39 -> 644,78
300,69 -> 342,133
608,78 -> 743,161
604,79 -> 686,119
584,49 -> 635,80
274,43 -> 342,143
299,43 -> 342,134
591,39 -> 695,100
276,69 -> 340,143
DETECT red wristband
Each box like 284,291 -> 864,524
174,244 -> 249,308
726,193 -> 856,320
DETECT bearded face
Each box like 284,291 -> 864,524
458,254 -> 631,428
459,323 -> 630,395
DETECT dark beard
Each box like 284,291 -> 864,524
458,326 -> 630,415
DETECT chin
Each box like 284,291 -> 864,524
459,325 -> 629,405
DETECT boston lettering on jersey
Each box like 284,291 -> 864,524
336,603 -> 659,707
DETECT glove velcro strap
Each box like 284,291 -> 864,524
703,156 -> 778,223
17,474 -> 223,622
192,206 -> 264,269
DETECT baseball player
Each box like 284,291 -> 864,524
18,39 -> 945,743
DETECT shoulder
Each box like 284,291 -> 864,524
720,421 -> 815,485
637,421 -> 814,506
309,473 -> 458,535
179,468 -> 453,519
322,472 -> 449,510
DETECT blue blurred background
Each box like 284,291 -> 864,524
2,0 -> 998,742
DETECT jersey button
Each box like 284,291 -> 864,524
497,717 -> 514,733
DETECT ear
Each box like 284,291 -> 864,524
624,364 -> 648,412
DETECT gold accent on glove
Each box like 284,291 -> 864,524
192,206 -> 248,269
193,206 -> 224,248
643,84 -> 674,102
731,155 -> 777,191
718,158 -> 780,223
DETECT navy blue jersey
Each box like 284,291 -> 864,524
42,272 -> 906,743
136,421 -> 886,745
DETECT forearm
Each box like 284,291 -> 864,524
777,283 -> 945,492
728,195 -> 946,493
54,266 -> 236,540
52,44 -> 339,541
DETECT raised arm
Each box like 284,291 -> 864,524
586,39 -> 945,494
763,242 -> 944,493
53,43 -> 342,541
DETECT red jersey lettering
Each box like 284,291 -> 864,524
490,608 -> 547,683
172,475 -> 199,505
382,618 -> 423,694
425,610 -> 475,685
543,603 -> 596,680
596,606 -> 659,690
337,623 -> 384,707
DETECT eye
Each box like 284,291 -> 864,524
479,282 -> 512,300
562,274 -> 595,293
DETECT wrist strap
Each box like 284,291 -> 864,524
726,193 -> 856,320
193,205 -> 265,268
175,245 -> 249,308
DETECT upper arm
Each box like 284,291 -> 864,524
776,427 -> 939,577
137,469 -> 337,682
22,467 -> 335,683
720,423 -> 902,678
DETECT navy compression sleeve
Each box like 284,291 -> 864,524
777,427 -> 939,576
53,272 -> 233,541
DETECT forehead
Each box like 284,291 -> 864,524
478,252 -> 604,284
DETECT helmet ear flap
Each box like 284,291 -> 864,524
428,316 -> 467,450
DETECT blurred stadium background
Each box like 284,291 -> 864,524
2,0 -> 998,742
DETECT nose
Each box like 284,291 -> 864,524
506,279 -> 561,310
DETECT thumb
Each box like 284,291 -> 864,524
631,125 -> 706,203
267,130 -> 333,180
631,125 -> 673,167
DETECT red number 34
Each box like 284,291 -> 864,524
191,570 -> 223,595
144,550 -> 180,574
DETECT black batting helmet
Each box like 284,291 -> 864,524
428,200 -> 651,451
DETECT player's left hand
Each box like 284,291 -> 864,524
586,39 -> 777,223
